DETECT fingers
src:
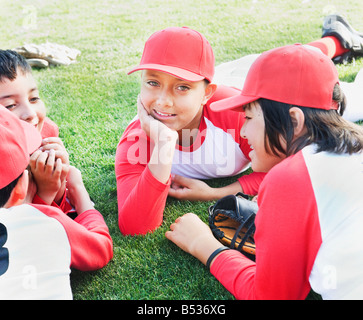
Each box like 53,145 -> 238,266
44,149 -> 56,175
165,213 -> 205,255
29,150 -> 43,170
29,149 -> 63,176
137,95 -> 148,117
137,95 -> 152,130
40,138 -> 69,165
53,158 -> 63,179
137,95 -> 146,110
30,149 -> 49,172
41,137 -> 65,146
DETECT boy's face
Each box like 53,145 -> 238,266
241,102 -> 285,172
0,72 -> 46,133
140,70 -> 215,134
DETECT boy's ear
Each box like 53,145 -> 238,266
202,83 -> 217,105
289,107 -> 306,138
4,170 -> 29,208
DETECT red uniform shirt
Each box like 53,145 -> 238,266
211,145 -> 363,300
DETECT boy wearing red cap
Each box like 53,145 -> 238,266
166,44 -> 363,300
0,50 -> 75,215
0,107 -> 112,299
115,27 -> 265,235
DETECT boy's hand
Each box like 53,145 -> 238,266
165,212 -> 222,266
169,174 -> 244,201
40,137 -> 70,204
137,95 -> 178,184
40,137 -> 69,166
29,149 -> 62,205
169,174 -> 214,201
137,95 -> 178,144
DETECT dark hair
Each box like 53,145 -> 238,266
0,50 -> 31,82
0,174 -> 23,208
258,84 -> 363,157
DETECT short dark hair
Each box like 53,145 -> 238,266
258,84 -> 363,157
0,50 -> 31,82
0,174 -> 23,208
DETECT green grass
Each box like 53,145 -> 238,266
1,0 -> 363,300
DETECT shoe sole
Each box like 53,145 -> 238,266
323,14 -> 363,54
324,14 -> 363,37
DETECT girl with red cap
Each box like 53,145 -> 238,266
166,44 -> 363,300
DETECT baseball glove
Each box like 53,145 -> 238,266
208,192 -> 257,261
13,42 -> 81,68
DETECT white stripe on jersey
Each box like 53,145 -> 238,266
171,117 -> 250,179
303,145 -> 363,299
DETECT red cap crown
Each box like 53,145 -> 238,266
211,44 -> 340,112
0,108 -> 41,189
128,27 -> 215,82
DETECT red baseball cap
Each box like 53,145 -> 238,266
128,27 -> 215,82
210,44 -> 340,112
0,107 -> 42,189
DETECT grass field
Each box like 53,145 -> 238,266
1,0 -> 362,300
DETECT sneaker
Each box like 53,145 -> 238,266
322,14 -> 363,56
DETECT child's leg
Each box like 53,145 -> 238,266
307,36 -> 349,59
312,14 -> 363,63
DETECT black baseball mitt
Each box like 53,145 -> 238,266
208,193 -> 257,261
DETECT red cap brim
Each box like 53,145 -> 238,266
210,93 -> 260,112
128,64 -> 205,82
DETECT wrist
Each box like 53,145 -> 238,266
190,234 -> 223,266
54,181 -> 67,205
212,182 -> 243,200
206,246 -> 230,269
36,190 -> 57,205
148,135 -> 177,184
67,183 -> 94,213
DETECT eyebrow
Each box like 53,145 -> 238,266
0,87 -> 38,100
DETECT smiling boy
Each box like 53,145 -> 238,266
115,27 -> 264,235
0,50 -> 72,212
0,107 -> 112,299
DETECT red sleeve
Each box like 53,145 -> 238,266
56,190 -> 74,214
32,191 -> 74,215
30,204 -> 113,271
115,120 -> 170,235
238,172 -> 266,196
211,152 -> 322,299
41,117 -> 59,139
